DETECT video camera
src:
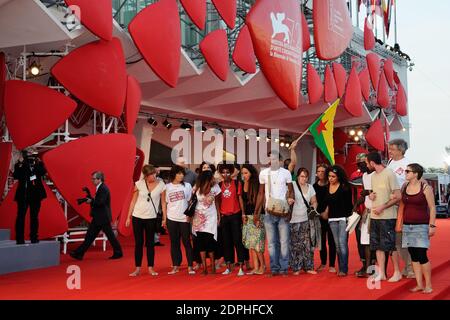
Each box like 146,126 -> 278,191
76,187 -> 93,205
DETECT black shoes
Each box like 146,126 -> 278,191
16,240 -> 25,245
69,251 -> 83,261
154,242 -> 164,246
109,253 -> 123,260
31,239 -> 39,244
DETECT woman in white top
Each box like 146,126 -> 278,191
162,165 -> 195,275
289,168 -> 318,275
192,170 -> 221,275
126,165 -> 166,276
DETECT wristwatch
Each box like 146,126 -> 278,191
429,224 -> 436,228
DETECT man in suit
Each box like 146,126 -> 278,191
13,149 -> 47,245
70,171 -> 123,260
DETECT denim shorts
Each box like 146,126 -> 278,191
370,219 -> 396,252
402,224 -> 430,249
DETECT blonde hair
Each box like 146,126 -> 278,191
142,165 -> 156,177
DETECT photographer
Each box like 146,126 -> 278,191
70,171 -> 123,260
13,149 -> 47,245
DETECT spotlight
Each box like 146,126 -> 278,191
163,119 -> 172,129
349,129 -> 356,136
354,136 -> 360,142
357,130 -> 363,137
402,128 -> 407,132
266,136 -> 271,142
256,135 -> 261,142
201,125 -> 207,133
147,117 -> 157,126
29,61 -> 41,76
275,138 -> 280,143
280,141 -> 285,147
245,134 -> 250,140
285,142 -> 291,148
181,122 -> 192,131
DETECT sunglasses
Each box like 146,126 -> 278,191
147,192 -> 151,202
405,170 -> 416,174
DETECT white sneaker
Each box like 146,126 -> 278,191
237,268 -> 244,276
222,269 -> 231,275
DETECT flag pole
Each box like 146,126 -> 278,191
289,128 -> 310,150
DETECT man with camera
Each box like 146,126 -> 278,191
70,171 -> 123,260
13,149 -> 47,245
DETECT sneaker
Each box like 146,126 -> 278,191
237,268 -> 245,276
329,267 -> 337,273
222,269 -> 231,275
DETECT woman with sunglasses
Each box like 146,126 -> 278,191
396,164 -> 436,293
126,165 -> 166,276
322,165 -> 353,277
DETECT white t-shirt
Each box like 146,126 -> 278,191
362,172 -> 374,209
192,184 -> 221,240
132,180 -> 166,219
165,182 -> 193,223
291,183 -> 316,224
259,167 -> 293,207
387,157 -> 410,188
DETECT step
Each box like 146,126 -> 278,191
0,240 -> 60,275
0,229 -> 10,241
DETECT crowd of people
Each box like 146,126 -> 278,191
64,139 -> 437,294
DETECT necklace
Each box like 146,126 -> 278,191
223,182 -> 232,198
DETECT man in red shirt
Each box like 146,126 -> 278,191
217,164 -> 245,276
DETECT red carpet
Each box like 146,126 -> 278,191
1,219 -> 449,300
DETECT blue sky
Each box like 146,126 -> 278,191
396,0 -> 450,168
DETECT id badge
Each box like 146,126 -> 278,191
30,175 -> 37,181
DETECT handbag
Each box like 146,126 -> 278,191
266,170 -> 290,217
184,192 -> 198,217
296,180 -> 318,220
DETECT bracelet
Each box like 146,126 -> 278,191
429,224 -> 436,228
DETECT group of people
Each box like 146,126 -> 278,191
63,139 -> 436,294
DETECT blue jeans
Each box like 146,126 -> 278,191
264,213 -> 290,273
329,220 -> 349,274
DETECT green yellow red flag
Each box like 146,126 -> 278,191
308,99 -> 340,165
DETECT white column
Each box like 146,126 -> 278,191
133,119 -> 153,165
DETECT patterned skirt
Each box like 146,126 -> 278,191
242,215 -> 265,253
289,221 -> 314,272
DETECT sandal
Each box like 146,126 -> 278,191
307,270 -> 317,275
422,287 -> 433,294
409,287 -> 424,293
168,268 -> 179,275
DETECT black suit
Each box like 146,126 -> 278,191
73,183 -> 122,257
13,159 -> 47,244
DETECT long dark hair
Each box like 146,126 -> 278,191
198,161 -> 216,174
195,170 -> 214,195
242,164 -> 259,205
169,165 -> 185,185
326,165 -> 350,190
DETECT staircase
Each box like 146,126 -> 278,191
0,229 -> 60,275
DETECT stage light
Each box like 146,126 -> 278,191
147,117 -> 157,126
163,119 -> 172,129
354,136 -> 360,142
285,142 -> 291,148
349,129 -> 356,136
29,61 -> 41,76
357,130 -> 363,137
201,125 -> 207,133
275,138 -> 280,143
181,122 -> 192,131
402,128 -> 407,132
280,142 -> 285,147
